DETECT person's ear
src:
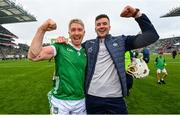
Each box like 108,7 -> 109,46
95,27 -> 97,32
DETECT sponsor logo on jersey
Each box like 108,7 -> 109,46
67,48 -> 73,52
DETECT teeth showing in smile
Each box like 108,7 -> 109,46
74,38 -> 80,40
73,37 -> 81,40
99,31 -> 105,34
99,29 -> 106,33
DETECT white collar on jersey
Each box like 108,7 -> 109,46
68,41 -> 82,51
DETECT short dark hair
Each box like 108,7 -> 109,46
95,14 -> 110,21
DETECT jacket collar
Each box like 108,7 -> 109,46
96,34 -> 112,41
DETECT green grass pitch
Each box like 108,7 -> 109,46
0,54 -> 179,114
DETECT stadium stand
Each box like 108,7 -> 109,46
161,6 -> 180,18
158,6 -> 180,53
0,0 -> 36,24
0,0 -> 36,60
148,36 -> 180,54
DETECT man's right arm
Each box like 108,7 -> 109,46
28,19 -> 57,61
28,45 -> 54,61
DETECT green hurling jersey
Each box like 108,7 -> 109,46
51,43 -> 87,100
155,55 -> 166,70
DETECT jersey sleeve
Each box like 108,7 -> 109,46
51,43 -> 61,57
50,45 -> 57,56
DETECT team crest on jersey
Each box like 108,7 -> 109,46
77,51 -> 81,56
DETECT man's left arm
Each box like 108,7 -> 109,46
120,6 -> 159,50
126,14 -> 159,50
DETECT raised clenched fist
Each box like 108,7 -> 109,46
120,5 -> 137,18
40,19 -> 57,32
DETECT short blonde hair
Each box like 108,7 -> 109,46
68,18 -> 84,29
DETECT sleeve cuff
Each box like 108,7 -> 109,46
50,45 -> 57,56
134,11 -> 142,18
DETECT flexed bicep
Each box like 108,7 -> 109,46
29,46 -> 54,61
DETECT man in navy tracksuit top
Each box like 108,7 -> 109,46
83,5 -> 159,114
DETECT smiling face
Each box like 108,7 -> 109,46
95,17 -> 111,39
68,19 -> 85,48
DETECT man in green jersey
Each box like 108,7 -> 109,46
28,18 -> 87,114
155,50 -> 168,84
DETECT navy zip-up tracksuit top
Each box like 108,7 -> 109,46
83,14 -> 159,97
